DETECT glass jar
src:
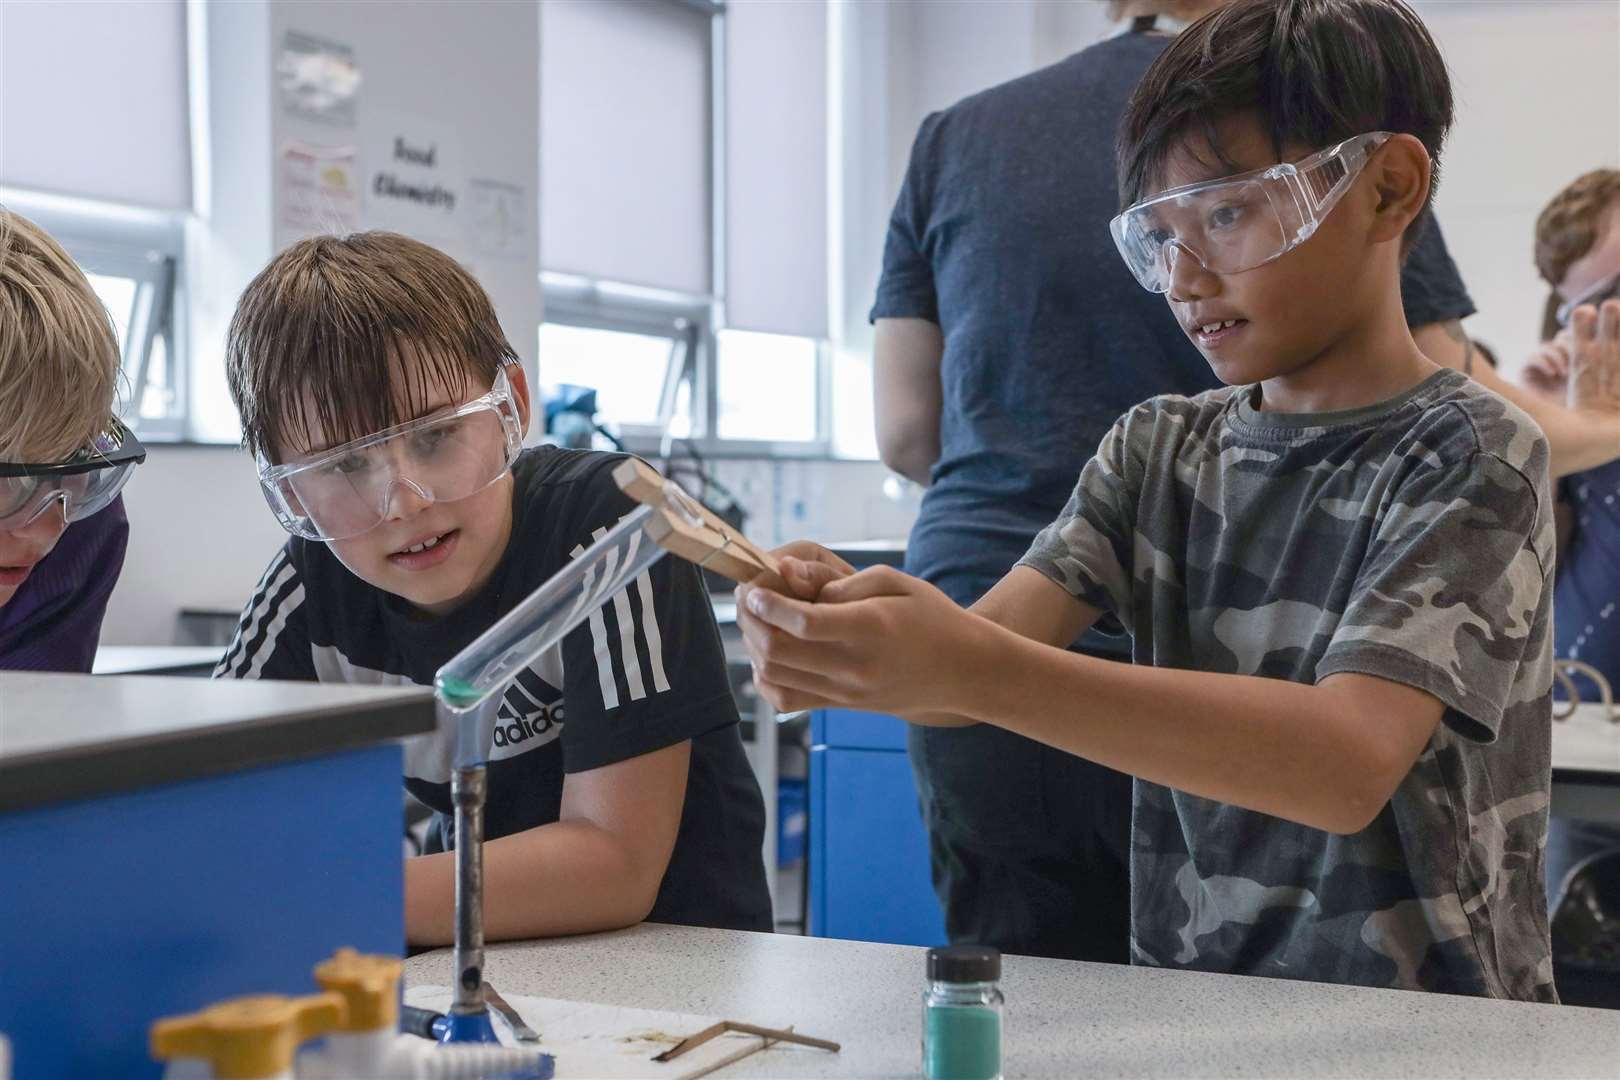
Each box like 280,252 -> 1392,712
922,945 -> 1004,1080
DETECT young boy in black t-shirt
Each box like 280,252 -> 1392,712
215,232 -> 771,945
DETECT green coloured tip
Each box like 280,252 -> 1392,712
436,675 -> 484,709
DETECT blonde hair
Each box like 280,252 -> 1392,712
0,209 -> 121,462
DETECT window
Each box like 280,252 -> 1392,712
716,330 -> 819,442
2,189 -> 187,441
539,323 -> 685,433
538,0 -> 832,455
81,249 -> 181,435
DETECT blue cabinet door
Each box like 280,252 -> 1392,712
809,741 -> 945,946
812,707 -> 911,751
0,746 -> 404,1080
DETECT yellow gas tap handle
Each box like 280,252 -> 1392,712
312,947 -> 405,1033
150,992 -> 347,1079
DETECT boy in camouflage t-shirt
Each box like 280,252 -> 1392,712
734,0 -> 1558,1000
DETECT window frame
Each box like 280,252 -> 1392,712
1,186 -> 190,443
540,273 -> 831,460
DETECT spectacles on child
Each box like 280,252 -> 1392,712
1555,272 -> 1620,328
256,368 -> 525,542
1110,131 -> 1393,294
0,419 -> 146,530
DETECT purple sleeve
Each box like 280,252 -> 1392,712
0,496 -> 130,672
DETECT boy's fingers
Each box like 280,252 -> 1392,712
749,654 -> 848,701
1571,303 -> 1598,342
772,540 -> 857,577
752,673 -> 839,715
741,584 -> 847,641
737,606 -> 849,676
1568,299 -> 1620,411
1600,298 -> 1620,343
818,565 -> 916,605
778,556 -> 849,600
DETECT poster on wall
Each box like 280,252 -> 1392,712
362,109 -> 466,245
280,142 -> 362,237
278,30 -> 361,127
468,179 -> 530,262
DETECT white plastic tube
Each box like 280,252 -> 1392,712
436,502 -> 668,766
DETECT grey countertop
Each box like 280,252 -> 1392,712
404,923 -> 1620,1079
91,645 -> 227,674
0,672 -> 433,811
1554,703 -> 1620,781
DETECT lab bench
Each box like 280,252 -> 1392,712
403,921 -> 1620,1078
0,673 -> 432,1079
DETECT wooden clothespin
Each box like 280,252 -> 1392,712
612,459 -> 781,584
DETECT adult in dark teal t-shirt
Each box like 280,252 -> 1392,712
869,4 -> 1478,963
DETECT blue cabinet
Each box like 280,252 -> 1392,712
809,709 -> 945,946
0,674 -> 431,1080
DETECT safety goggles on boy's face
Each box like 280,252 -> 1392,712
1556,271 -> 1620,328
257,368 -> 525,542
0,420 -> 146,530
1110,131 -> 1393,294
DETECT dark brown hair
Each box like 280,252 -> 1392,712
1534,169 -> 1620,291
1117,0 -> 1454,247
225,232 -> 518,461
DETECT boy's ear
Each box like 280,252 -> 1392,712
505,359 -> 534,437
1366,134 -> 1431,245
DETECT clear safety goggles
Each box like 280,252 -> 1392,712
0,419 -> 145,530
1556,271 -> 1620,328
257,368 -> 524,542
1110,131 -> 1393,293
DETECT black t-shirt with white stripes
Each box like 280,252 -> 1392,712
216,446 -> 772,932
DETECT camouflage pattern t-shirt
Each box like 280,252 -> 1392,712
1019,369 -> 1557,1000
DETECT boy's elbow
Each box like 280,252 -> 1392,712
575,872 -> 660,934
875,419 -> 937,486
614,846 -> 668,927
1319,794 -> 1384,836
877,438 -> 931,486
1317,757 -> 1406,835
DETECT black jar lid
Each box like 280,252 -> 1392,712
927,944 -> 1001,983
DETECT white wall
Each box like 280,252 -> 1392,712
1413,0 -> 1620,369
101,448 -> 290,645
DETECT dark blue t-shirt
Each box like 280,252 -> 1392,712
872,30 -> 1476,648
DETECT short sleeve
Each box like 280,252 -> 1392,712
1316,452 -> 1550,742
869,113 -> 942,325
214,542 -> 318,681
1400,215 -> 1477,329
557,465 -> 740,774
1015,407 -> 1145,634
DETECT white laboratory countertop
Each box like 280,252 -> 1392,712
404,923 -> 1620,1079
1553,702 -> 1620,780
91,644 -> 227,674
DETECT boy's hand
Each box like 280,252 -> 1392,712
739,541 -> 855,600
1521,332 -> 1571,403
1566,299 -> 1620,414
735,565 -> 994,718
